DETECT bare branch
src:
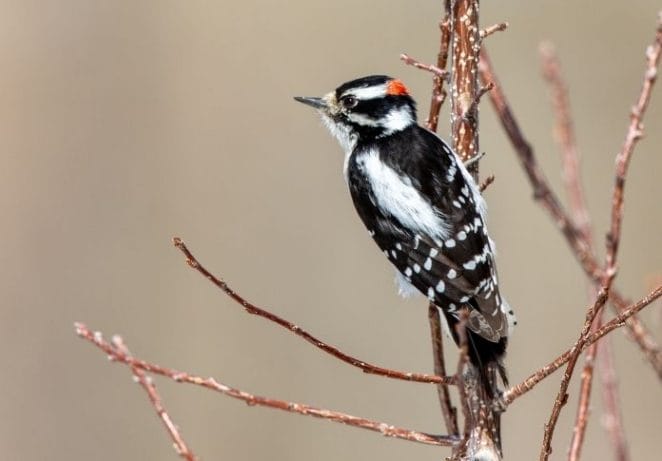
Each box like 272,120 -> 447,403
111,336 -> 197,461
450,0 -> 482,177
75,323 -> 457,448
503,283 -> 662,404
480,22 -> 508,40
428,304 -> 460,436
597,334 -> 631,461
606,13 -> 662,273
455,312 -> 471,443
172,237 -> 452,386
400,53 -> 448,78
540,42 -> 592,243
479,49 -> 662,376
479,175 -> 495,192
567,297 -> 601,461
540,42 -> 608,460
464,82 -> 494,121
540,288 -> 611,461
426,15 -> 452,132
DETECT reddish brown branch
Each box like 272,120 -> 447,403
542,25 -> 662,448
428,14 -> 452,132
454,312 -> 471,444
503,283 -> 662,404
540,42 -> 592,243
540,43 -> 610,460
540,288 -> 611,461
567,309 -> 601,461
400,53 -> 448,78
428,304 -> 460,436
75,323 -> 457,448
111,335 -> 197,461
478,49 -> 595,275
606,14 -> 662,272
478,174 -> 495,192
172,238 -> 452,386
479,48 -> 662,377
450,0 -> 482,176
598,336 -> 630,461
479,22 -> 508,40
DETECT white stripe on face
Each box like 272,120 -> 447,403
344,83 -> 388,100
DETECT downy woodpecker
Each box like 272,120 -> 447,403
295,75 -> 516,396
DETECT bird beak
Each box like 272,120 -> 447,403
293,96 -> 328,110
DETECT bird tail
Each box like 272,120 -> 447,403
466,330 -> 508,397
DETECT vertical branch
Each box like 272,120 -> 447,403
540,43 -> 592,242
598,337 -> 630,461
109,334 -> 197,461
427,4 -> 452,132
428,304 -> 459,436
450,0 -> 482,180
606,14 -> 662,272
541,44 -> 630,461
542,15 -> 662,459
448,1 -> 503,459
479,49 -> 662,377
539,43 -> 620,461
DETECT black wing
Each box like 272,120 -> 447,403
347,126 -> 508,342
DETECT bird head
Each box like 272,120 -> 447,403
295,75 -> 417,152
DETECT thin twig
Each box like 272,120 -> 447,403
540,43 -> 609,460
540,288 -> 611,461
540,42 -> 592,243
111,336 -> 197,461
426,13 -> 452,132
75,323 -> 458,448
503,283 -> 662,404
567,304 -> 601,461
479,48 -> 662,377
479,22 -> 508,40
479,175 -> 495,192
464,82 -> 494,121
606,13 -> 662,273
454,312 -> 471,443
478,49 -> 595,276
172,238 -> 452,386
541,25 -> 662,447
428,304 -> 460,436
598,335 -> 630,461
400,54 -> 448,78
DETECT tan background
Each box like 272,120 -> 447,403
1,1 -> 661,460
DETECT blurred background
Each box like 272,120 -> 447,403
1,1 -> 661,460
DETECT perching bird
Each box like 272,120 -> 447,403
294,75 -> 516,399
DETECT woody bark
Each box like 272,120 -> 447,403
449,1 -> 502,460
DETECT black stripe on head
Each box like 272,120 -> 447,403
353,95 -> 417,121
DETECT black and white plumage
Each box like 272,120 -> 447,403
295,75 -> 515,394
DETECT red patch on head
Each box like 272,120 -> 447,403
386,79 -> 409,96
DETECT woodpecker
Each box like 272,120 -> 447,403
295,75 -> 515,396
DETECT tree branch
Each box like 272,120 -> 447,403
172,237 -> 452,386
428,304 -> 460,436
479,48 -> 662,378
606,12 -> 662,272
503,283 -> 662,404
75,323 -> 458,448
111,335 -> 197,461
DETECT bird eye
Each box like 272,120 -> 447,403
341,95 -> 358,109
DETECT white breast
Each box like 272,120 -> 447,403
357,149 -> 451,240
